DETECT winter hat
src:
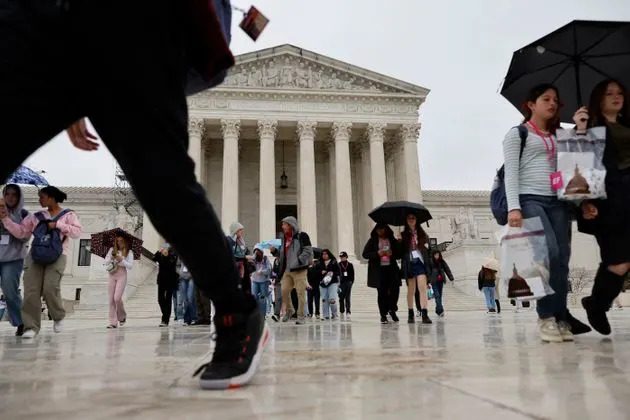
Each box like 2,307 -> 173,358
229,222 -> 244,236
281,216 -> 299,231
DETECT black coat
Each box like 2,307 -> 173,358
153,251 -> 179,289
337,260 -> 355,283
427,257 -> 454,284
399,229 -> 430,280
362,226 -> 401,289
317,258 -> 340,288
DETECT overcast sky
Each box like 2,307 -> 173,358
25,0 -> 630,190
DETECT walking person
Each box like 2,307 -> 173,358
105,232 -> 133,328
277,217 -> 313,325
0,186 -> 82,338
427,250 -> 454,317
318,249 -> 340,320
269,247 -> 283,322
176,260 -> 197,325
337,251 -> 355,319
227,222 -> 251,294
503,83 -> 586,342
400,214 -> 432,324
307,261 -> 321,319
478,264 -> 498,313
363,223 -> 401,324
250,246 -> 271,318
153,245 -> 179,327
574,79 -> 630,335
0,184 -> 28,336
0,0 -> 267,389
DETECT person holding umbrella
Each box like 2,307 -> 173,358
104,232 -> 134,328
575,79 -> 630,335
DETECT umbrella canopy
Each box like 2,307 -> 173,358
482,257 -> 500,272
311,247 -> 323,260
257,238 -> 281,250
90,228 -> 143,260
368,200 -> 432,227
501,20 -> 630,123
6,165 -> 49,186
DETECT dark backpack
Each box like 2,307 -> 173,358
490,125 -> 528,226
31,209 -> 72,264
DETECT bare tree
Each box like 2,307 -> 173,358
568,267 -> 593,305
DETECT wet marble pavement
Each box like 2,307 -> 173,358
2,311 -> 630,420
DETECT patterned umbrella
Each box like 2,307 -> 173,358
90,228 -> 143,260
6,165 -> 49,186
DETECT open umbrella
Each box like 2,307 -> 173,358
368,200 -> 432,227
501,20 -> 630,123
6,165 -> 49,186
257,238 -> 281,250
90,228 -> 143,260
311,247 -> 323,260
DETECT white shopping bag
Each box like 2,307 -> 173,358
556,127 -> 607,201
497,217 -> 554,301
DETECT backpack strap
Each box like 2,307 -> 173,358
20,209 -> 29,219
52,208 -> 72,222
34,212 -> 47,222
516,124 -> 528,159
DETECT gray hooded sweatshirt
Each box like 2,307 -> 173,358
277,216 -> 313,278
0,185 -> 29,263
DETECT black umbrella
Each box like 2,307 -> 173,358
311,247 -> 323,260
368,200 -> 432,227
501,20 -> 630,123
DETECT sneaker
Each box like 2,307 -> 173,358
557,321 -> 574,342
119,319 -> 126,327
192,319 -> 212,326
159,322 -> 168,327
538,318 -> 563,343
416,310 -> 422,318
21,329 -> 37,339
296,317 -> 305,325
281,309 -> 295,323
15,324 -> 24,337
437,312 -> 445,318
389,311 -> 399,323
345,314 -> 351,321
53,320 -> 64,333
582,296 -> 612,335
315,314 -> 321,319
107,324 -> 118,329
322,317 -> 330,321
271,314 -> 279,323
380,316 -> 389,324
194,308 -> 270,390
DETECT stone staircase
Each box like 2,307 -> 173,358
72,280 -> 161,320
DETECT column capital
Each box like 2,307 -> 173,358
331,121 -> 353,142
399,123 -> 421,143
221,119 -> 241,138
188,118 -> 205,138
297,121 -> 317,139
367,122 -> 387,143
257,119 -> 278,139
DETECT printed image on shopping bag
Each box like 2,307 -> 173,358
499,217 -> 554,301
556,127 -> 607,200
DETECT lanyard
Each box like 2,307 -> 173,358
527,121 -> 555,163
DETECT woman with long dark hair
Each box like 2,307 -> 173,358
400,213 -> 431,324
362,223 -> 401,324
317,249 -> 340,320
574,79 -> 630,335
503,84 -> 587,343
105,232 -> 133,328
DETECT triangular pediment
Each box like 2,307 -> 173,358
220,44 -> 429,97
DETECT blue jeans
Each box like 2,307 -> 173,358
320,283 -> 339,318
483,286 -> 496,310
177,278 -> 197,324
432,281 -> 444,315
251,281 -> 271,316
520,194 -> 570,321
0,260 -> 24,326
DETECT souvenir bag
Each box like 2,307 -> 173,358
497,217 -> 554,301
555,127 -> 607,200
427,285 -> 434,300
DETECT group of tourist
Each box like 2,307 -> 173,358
501,79 -> 630,342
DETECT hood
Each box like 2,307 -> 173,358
229,222 -> 244,237
282,216 -> 299,232
370,223 -> 394,241
2,184 -> 25,219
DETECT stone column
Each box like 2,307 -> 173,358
296,121 -> 318,245
332,122 -> 356,259
258,120 -> 277,241
367,122 -> 388,208
188,118 -> 205,181
400,123 -> 423,202
221,119 -> 241,233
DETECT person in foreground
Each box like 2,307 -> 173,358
0,0 -> 267,389
575,79 -> 630,335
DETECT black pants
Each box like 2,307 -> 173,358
0,1 -> 248,316
195,287 -> 212,322
291,289 -> 299,317
307,285 -> 320,316
377,266 -> 400,317
158,284 -> 174,324
339,282 -> 353,314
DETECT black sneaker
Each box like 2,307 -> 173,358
194,308 -> 270,390
380,316 -> 389,324
271,314 -> 279,323
389,311 -> 399,323
192,319 -> 212,326
15,324 -> 24,337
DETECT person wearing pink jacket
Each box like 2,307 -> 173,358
0,186 -> 82,338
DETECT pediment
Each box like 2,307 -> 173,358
220,44 -> 429,97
